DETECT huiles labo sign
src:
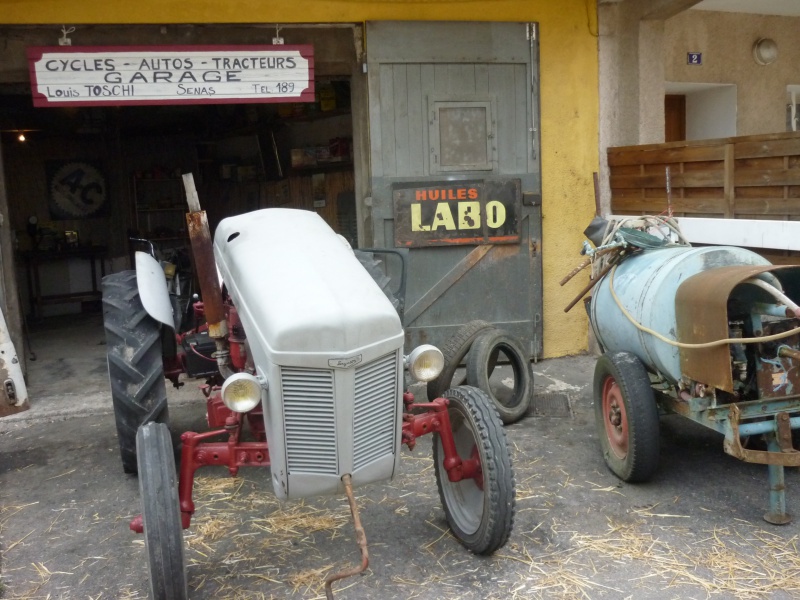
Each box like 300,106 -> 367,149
393,180 -> 521,248
27,45 -> 314,107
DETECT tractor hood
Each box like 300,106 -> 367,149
214,209 -> 403,363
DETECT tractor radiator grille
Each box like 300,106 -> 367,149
353,352 -> 399,470
281,367 -> 337,474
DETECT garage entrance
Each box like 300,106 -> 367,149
0,24 -> 363,373
0,20 -> 546,418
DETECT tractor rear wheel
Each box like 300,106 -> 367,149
137,422 -> 188,600
433,386 -> 515,555
466,329 -> 533,424
103,270 -> 169,473
593,352 -> 660,482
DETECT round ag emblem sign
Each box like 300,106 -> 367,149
49,161 -> 107,219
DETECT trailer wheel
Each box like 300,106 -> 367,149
593,352 -> 660,482
103,271 -> 169,473
433,386 -> 515,555
466,329 -> 532,424
137,423 -> 188,600
427,320 -> 494,400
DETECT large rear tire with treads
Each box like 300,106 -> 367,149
103,270 -> 169,474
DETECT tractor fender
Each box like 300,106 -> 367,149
135,251 -> 174,330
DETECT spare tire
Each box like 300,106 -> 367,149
466,329 -> 532,425
427,320 -> 494,400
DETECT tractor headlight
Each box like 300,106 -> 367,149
406,345 -> 444,382
221,373 -> 264,413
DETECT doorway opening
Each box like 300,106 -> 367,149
0,24 -> 360,414
664,82 -> 736,141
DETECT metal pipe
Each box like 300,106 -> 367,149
744,278 -> 800,318
564,253 -> 621,313
778,345 -> 800,361
182,174 -> 232,377
738,415 -> 800,437
324,474 -> 369,599
752,302 -> 797,319
764,434 -> 791,525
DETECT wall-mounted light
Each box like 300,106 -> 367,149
753,38 -> 778,65
17,132 -> 26,142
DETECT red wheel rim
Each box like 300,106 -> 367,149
601,376 -> 628,460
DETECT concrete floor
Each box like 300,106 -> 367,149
8,311 -> 197,425
2,316 -> 800,598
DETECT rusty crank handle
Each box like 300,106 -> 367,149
324,473 -> 369,599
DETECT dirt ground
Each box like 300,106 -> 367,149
2,354 -> 800,599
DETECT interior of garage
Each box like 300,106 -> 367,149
0,24 -> 361,404
0,24 -> 363,410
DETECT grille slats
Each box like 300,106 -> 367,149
282,367 -> 337,474
353,353 -> 398,470
281,352 -> 400,478
354,411 -> 394,432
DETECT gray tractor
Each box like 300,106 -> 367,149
102,196 -> 516,599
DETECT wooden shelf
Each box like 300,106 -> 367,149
136,206 -> 187,213
289,161 -> 353,176
150,236 -> 187,242
132,176 -> 188,252
282,109 -> 351,123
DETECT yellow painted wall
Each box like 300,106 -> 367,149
1,0 -> 599,358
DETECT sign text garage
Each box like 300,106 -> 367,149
27,45 -> 314,107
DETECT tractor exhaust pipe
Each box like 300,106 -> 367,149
182,174 -> 232,377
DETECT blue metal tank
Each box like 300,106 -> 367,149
589,246 -> 771,384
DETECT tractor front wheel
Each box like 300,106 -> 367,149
593,352 -> 660,482
137,422 -> 188,600
433,385 -> 515,555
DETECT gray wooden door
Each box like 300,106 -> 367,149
366,21 -> 542,357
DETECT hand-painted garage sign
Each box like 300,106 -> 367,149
393,179 -> 520,247
27,45 -> 314,107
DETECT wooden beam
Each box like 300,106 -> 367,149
723,143 -> 734,218
403,245 -> 492,326
610,170 -> 725,189
608,144 -> 725,167
641,0 -> 705,20
628,216 -> 800,251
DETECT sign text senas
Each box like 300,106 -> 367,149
27,45 -> 314,107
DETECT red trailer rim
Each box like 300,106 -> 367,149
602,377 -> 629,460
